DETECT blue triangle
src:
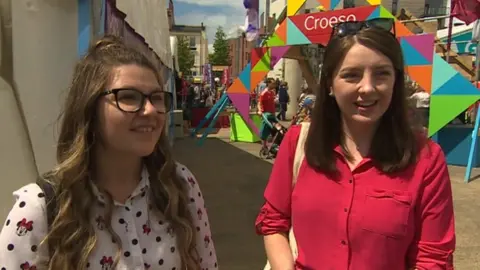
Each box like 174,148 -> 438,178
238,63 -> 251,91
400,39 -> 430,66
432,54 -> 459,94
366,6 -> 380,20
331,0 -> 341,9
287,19 -> 310,45
433,73 -> 480,95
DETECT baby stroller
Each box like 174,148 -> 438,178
259,113 -> 288,159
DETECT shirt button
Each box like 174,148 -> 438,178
349,179 -> 353,184
344,208 -> 348,212
341,240 -> 347,245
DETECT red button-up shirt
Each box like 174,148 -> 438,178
256,125 -> 455,270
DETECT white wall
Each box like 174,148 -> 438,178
0,0 -> 78,221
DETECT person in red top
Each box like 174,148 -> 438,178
255,19 -> 455,270
258,79 -> 277,114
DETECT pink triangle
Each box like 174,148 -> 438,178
227,93 -> 259,135
270,46 -> 291,69
402,34 -> 434,63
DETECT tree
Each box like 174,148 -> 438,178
177,36 -> 194,75
209,26 -> 230,66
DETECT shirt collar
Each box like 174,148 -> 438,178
90,168 -> 150,204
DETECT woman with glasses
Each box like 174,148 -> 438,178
256,19 -> 455,270
0,35 -> 217,269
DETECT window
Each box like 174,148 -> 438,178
189,37 -> 196,47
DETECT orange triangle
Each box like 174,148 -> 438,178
406,65 -> 433,93
276,20 -> 287,43
250,71 -> 268,92
395,22 -> 414,37
227,78 -> 248,94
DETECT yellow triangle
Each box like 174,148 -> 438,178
287,0 -> 306,16
366,0 -> 382,4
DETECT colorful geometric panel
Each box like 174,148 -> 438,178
317,0 -> 341,11
250,71 -> 269,92
402,34 -> 435,63
366,5 -> 380,20
395,21 -> 415,37
251,47 -> 267,68
266,33 -> 285,47
433,73 -> 480,95
405,65 -> 433,93
431,54 -> 458,94
400,38 -> 431,66
226,78 -> 248,94
252,51 -> 271,72
429,95 -> 480,137
270,46 -> 291,68
366,0 -> 382,4
286,18 -> 310,45
238,63 -> 251,91
287,0 -> 306,16
227,93 -> 259,134
276,20 -> 287,43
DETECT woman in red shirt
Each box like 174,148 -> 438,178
255,19 -> 455,270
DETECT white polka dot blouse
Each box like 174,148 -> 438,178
0,163 -> 218,269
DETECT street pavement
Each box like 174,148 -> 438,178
174,128 -> 480,270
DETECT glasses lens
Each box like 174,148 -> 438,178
150,91 -> 173,113
334,22 -> 362,37
116,89 -> 142,112
366,18 -> 394,32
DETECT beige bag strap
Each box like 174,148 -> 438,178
263,122 -> 310,270
292,122 -> 310,187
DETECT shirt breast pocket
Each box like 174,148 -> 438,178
360,188 -> 412,239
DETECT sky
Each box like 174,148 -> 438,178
173,0 -> 263,52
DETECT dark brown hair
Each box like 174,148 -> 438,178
304,28 -> 420,173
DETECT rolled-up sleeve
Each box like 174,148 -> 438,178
408,142 -> 455,270
255,125 -> 301,235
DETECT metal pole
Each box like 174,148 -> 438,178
265,0 -> 270,33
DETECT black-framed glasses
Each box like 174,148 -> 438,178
331,18 -> 395,38
101,88 -> 173,113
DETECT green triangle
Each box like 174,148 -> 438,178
428,95 -> 480,136
252,51 -> 270,72
379,5 -> 395,18
266,33 -> 285,47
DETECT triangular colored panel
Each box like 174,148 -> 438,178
288,0 -> 306,16
433,73 -> 480,95
276,20 -> 287,43
227,78 -> 248,94
400,39 -> 430,66
402,34 -> 434,63
405,65 -> 433,93
238,63 -> 251,91
287,18 -> 311,45
250,71 -> 268,92
266,33 -> 285,47
366,6 -> 380,20
395,21 -> 414,37
432,54 -> 458,93
227,93 -> 259,134
379,5 -> 396,18
366,0 -> 381,4
251,47 -> 267,68
429,95 -> 480,136
271,46 -> 290,68
252,51 -> 270,72
317,0 -> 330,10
331,0 -> 341,9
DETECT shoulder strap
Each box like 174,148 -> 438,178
292,122 -> 310,187
36,176 -> 57,229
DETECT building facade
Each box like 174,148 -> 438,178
170,24 -> 209,76
228,34 -> 251,78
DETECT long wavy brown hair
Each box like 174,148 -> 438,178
40,35 -> 199,269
